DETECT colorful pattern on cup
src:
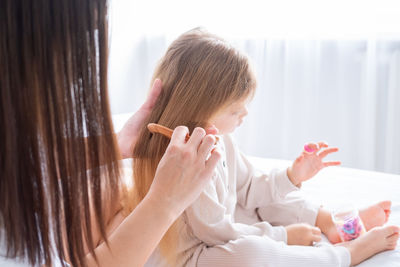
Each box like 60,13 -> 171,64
336,216 -> 366,241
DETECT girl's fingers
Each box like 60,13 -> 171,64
304,141 -> 329,154
170,126 -> 189,145
197,135 -> 217,160
312,227 -> 322,243
318,147 -> 339,159
312,227 -> 321,235
317,141 -> 329,149
323,161 -> 341,167
313,234 -> 322,242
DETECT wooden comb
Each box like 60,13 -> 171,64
147,123 -> 219,143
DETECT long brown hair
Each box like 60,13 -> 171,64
126,29 -> 256,264
0,1 -> 120,266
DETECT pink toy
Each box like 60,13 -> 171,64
304,144 -> 317,153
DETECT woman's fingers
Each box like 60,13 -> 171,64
170,126 -> 189,145
150,125 -> 222,219
187,127 -> 206,148
171,126 -> 218,160
142,78 -> 162,111
171,126 -> 217,161
205,125 -> 219,135
197,135 -> 217,160
204,149 -> 222,177
117,79 -> 163,159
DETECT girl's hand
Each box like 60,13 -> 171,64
117,79 -> 163,159
287,142 -> 341,186
285,223 -> 322,246
146,126 -> 221,217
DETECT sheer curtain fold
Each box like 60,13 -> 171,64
109,37 -> 400,174
383,50 -> 400,174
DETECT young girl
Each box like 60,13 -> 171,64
127,29 -> 399,267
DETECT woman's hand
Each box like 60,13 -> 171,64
117,79 -> 163,159
85,126 -> 220,267
287,142 -> 341,186
146,126 -> 221,217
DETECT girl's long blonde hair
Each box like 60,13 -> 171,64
125,28 -> 256,264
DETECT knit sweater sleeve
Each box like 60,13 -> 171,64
195,235 -> 351,267
185,173 -> 288,245
223,135 -> 299,210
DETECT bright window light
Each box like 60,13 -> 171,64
111,0 -> 400,39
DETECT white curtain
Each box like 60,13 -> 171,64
230,39 -> 400,175
108,1 -> 400,175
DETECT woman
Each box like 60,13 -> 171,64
0,1 -> 220,266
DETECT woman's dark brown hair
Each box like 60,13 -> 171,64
0,1 -> 120,266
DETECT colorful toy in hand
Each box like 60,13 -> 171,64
333,208 -> 366,242
304,144 -> 317,153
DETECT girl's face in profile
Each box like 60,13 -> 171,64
209,97 -> 250,134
